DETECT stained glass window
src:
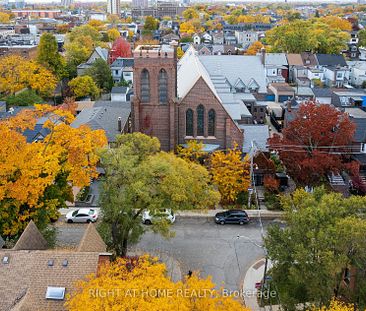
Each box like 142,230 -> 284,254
208,109 -> 216,136
140,69 -> 150,103
158,69 -> 168,104
197,105 -> 205,136
186,109 -> 193,136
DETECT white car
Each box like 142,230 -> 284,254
142,209 -> 175,225
65,208 -> 98,223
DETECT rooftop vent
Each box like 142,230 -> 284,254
2,256 -> 9,264
48,259 -> 54,267
45,287 -> 65,300
62,259 -> 68,267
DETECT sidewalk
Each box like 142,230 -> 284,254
243,258 -> 279,311
59,207 -> 284,219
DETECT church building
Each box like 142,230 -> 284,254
132,45 -> 266,151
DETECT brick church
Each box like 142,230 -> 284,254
132,45 -> 245,151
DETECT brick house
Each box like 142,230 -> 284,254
132,45 -> 247,151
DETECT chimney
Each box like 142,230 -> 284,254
260,47 -> 266,65
118,117 -> 122,132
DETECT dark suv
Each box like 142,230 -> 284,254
215,210 -> 250,225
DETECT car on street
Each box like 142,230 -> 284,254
65,208 -> 99,223
215,210 -> 250,225
142,209 -> 175,225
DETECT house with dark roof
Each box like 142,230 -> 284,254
315,54 -> 348,88
77,47 -> 109,76
71,101 -> 131,144
110,57 -> 134,84
0,221 -> 110,311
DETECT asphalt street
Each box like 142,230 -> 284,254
55,217 -> 279,292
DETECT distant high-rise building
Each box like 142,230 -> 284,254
61,0 -> 74,8
107,0 -> 120,15
132,0 -> 148,8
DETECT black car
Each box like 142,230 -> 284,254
215,210 -> 250,225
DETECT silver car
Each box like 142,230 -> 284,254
65,208 -> 98,223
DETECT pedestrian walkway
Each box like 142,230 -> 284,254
243,258 -> 281,311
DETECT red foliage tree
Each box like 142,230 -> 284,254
268,102 -> 358,186
109,37 -> 132,64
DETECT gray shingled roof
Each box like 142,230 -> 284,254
110,57 -> 134,68
71,101 -> 131,143
312,88 -> 333,98
239,124 -> 269,153
265,53 -> 288,66
315,54 -> 347,67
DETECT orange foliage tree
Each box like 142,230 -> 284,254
246,41 -> 264,55
210,145 -> 250,205
0,104 -> 107,237
66,255 -> 250,311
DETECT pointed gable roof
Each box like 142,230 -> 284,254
234,78 -> 246,91
13,220 -> 48,251
77,223 -> 106,253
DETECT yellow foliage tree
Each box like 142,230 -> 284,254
107,28 -> 120,41
179,21 -> 195,34
88,19 -> 105,30
0,104 -> 107,237
177,140 -> 205,163
311,299 -> 354,311
210,145 -> 250,205
319,16 -> 352,32
246,41 -> 264,55
176,46 -> 184,59
0,12 -> 10,23
0,55 -> 57,97
66,255 -> 250,311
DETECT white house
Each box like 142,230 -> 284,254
235,30 -> 259,47
77,47 -> 109,76
192,34 -> 201,45
110,57 -> 134,84
348,61 -> 366,87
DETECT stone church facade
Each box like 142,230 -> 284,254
132,45 -> 243,151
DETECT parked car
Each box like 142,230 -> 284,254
215,210 -> 250,225
65,208 -> 98,223
142,209 -> 175,225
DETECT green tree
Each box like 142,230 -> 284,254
98,133 -> 220,256
85,59 -> 113,92
37,33 -> 65,78
6,89 -> 44,106
358,29 -> 366,47
68,75 -> 99,99
144,16 -> 159,31
265,187 -> 366,310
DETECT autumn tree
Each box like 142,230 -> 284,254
176,140 -> 205,163
265,187 -> 366,309
64,25 -> 103,77
0,105 -> 107,237
85,59 -> 113,92
176,46 -> 184,59
246,41 -> 264,55
109,37 -> 132,64
107,28 -> 120,41
0,12 -> 10,23
68,76 -> 99,99
144,16 -> 159,31
88,19 -> 105,31
66,255 -> 250,311
0,55 -> 57,97
183,7 -> 199,20
37,33 -> 65,78
268,102 -> 357,186
266,19 -> 350,54
98,133 -> 220,256
210,145 -> 250,205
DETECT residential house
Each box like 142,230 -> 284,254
111,86 -> 132,102
193,44 -> 212,55
331,90 -> 366,108
263,52 -> 288,84
235,30 -> 258,48
201,32 -> 212,44
161,33 -> 179,44
212,32 -> 224,45
0,221 -> 110,311
240,124 -> 269,154
348,61 -> 366,87
192,33 -> 201,45
286,53 -> 310,86
72,101 -> 131,144
77,47 -> 109,76
315,54 -> 348,88
312,87 -> 333,105
224,31 -> 237,45
268,83 -> 295,103
110,57 -> 134,84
